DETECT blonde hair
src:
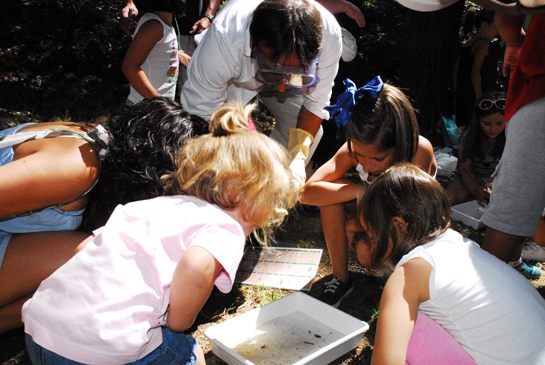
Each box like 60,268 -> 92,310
162,102 -> 293,238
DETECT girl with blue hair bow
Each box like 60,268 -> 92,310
301,76 -> 437,308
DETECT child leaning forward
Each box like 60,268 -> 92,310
357,163 -> 545,365
22,102 -> 306,365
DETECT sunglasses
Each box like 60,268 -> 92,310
252,47 -> 319,89
479,98 -> 506,110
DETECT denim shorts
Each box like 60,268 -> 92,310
26,328 -> 198,365
0,208 -> 83,270
0,122 -> 84,270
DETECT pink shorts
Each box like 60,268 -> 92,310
406,311 -> 476,365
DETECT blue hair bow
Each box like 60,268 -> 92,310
325,76 -> 384,128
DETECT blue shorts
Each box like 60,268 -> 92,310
26,328 -> 198,365
0,122 -> 84,270
0,123 -> 35,165
0,208 -> 84,270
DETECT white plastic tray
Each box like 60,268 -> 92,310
205,292 -> 368,365
451,200 -> 487,230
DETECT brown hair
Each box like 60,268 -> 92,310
250,0 -> 323,69
347,84 -> 419,164
358,163 -> 451,270
162,102 -> 293,237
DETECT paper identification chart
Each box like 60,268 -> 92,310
235,247 -> 323,291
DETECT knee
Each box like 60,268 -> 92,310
195,344 -> 205,365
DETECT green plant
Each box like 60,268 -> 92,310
254,284 -> 284,305
371,306 -> 379,321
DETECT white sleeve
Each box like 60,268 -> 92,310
180,23 -> 243,120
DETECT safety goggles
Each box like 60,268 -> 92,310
252,47 -> 319,89
479,98 -> 506,110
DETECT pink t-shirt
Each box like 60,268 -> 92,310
23,195 -> 246,364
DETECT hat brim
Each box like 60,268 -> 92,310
396,0 -> 459,12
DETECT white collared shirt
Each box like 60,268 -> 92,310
181,0 -> 342,121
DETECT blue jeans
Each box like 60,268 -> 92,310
26,328 -> 198,365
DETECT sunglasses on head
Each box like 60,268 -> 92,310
252,47 -> 319,89
479,98 -> 506,110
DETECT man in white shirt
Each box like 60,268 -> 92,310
181,0 -> 343,158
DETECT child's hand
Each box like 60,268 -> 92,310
178,50 -> 191,67
345,217 -> 364,250
473,184 -> 491,206
355,235 -> 373,268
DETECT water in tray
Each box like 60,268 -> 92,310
224,310 -> 344,365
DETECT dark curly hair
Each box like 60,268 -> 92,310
79,97 -> 208,231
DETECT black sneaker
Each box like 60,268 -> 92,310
316,276 -> 354,308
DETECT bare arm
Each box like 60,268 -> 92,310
470,41 -> 491,101
412,136 -> 437,177
121,0 -> 139,37
121,20 -> 163,99
190,0 -> 221,35
0,139 -> 99,219
296,105 -> 324,138
315,0 -> 365,27
456,158 -> 490,206
495,12 -> 525,77
167,246 -> 223,331
371,258 -> 432,365
301,142 -> 362,206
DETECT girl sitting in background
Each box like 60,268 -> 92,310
447,91 -> 506,207
301,76 -> 436,308
22,102 -> 296,365
0,97 -> 207,335
358,163 -> 545,365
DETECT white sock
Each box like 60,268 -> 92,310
509,256 -> 523,268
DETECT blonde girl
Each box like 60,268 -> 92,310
22,102 -> 295,365
0,97 -> 208,335
301,76 -> 436,307
358,163 -> 545,365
